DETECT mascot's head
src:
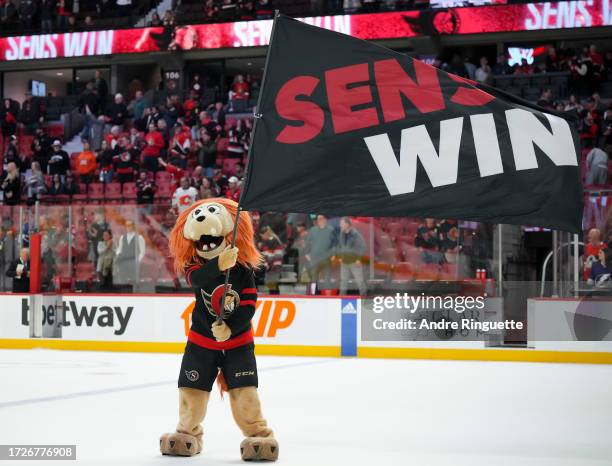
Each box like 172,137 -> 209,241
169,198 -> 262,273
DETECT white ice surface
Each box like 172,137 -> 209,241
0,349 -> 611,466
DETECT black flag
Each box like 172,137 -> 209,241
241,14 -> 583,232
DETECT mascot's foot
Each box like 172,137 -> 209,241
160,432 -> 202,456
240,437 -> 279,461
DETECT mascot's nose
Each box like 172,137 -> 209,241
196,215 -> 206,222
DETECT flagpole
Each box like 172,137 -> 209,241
217,10 -> 281,323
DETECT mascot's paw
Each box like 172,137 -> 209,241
212,321 -> 231,342
160,432 -> 202,456
240,437 -> 279,462
218,246 -> 239,271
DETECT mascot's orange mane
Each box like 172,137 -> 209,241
169,198 -> 262,273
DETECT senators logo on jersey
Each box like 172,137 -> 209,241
201,284 -> 241,319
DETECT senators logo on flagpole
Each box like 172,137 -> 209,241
240,14 -> 583,232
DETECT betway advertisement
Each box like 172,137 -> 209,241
0,294 -> 341,348
1,0 -> 611,62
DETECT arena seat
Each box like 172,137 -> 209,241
155,181 -> 175,199
155,171 -> 173,184
122,182 -> 138,201
104,183 -> 121,202
88,183 -> 105,202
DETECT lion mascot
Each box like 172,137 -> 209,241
160,198 -> 279,461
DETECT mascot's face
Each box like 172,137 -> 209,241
183,201 -> 234,260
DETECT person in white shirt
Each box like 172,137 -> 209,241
115,220 -> 145,285
475,56 -> 493,85
172,177 -> 199,213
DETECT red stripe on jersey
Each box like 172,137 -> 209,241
188,328 -> 254,351
240,300 -> 256,307
185,265 -> 200,285
242,288 -> 257,294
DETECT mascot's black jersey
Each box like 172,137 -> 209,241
185,257 -> 257,351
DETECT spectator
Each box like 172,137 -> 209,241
493,53 -> 514,75
83,15 -> 95,30
196,129 -> 217,177
218,0 -> 237,20
115,0 -> 132,19
129,126 -> 144,148
25,161 -> 46,204
18,98 -> 40,135
545,46 -> 560,72
87,211 -> 108,266
415,218 -> 442,264
335,217 -> 367,296
169,125 -> 192,169
40,0 -> 54,32
136,171 -> 155,209
585,147 -> 609,186
78,82 -> 102,142
172,176 -> 198,213
1,98 -> 17,138
463,57 -> 476,80
56,0 -> 72,30
343,0 -> 360,14
579,111 -> 599,149
97,139 -> 115,183
18,0 -> 36,30
536,89 -> 554,110
105,93 -> 128,131
157,116 -> 169,141
515,58 -> 534,75
3,135 -> 20,171
65,13 -> 77,32
183,91 -> 200,127
229,74 -> 250,101
304,215 -> 335,290
587,248 -> 612,286
96,229 -> 114,290
258,225 -> 284,293
209,101 -> 226,126
112,137 -> 138,183
204,0 -> 219,20
141,122 -> 164,172
104,125 -> 121,149
447,54 -> 468,78
128,90 -> 148,120
475,57 -> 493,85
584,228 -> 607,280
47,140 -> 70,177
438,219 -> 460,263
63,172 -> 80,195
225,176 -> 240,202
47,173 -> 66,195
31,139 -> 49,174
5,247 -> 30,292
115,220 -> 145,285
564,94 -> 583,113
0,162 -> 20,205
255,0 -> 272,18
75,140 -> 97,184
148,10 -> 162,26
93,70 -> 108,103
199,177 -> 216,199
191,165 -> 204,189
0,0 -> 17,27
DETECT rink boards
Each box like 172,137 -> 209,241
0,293 -> 611,364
